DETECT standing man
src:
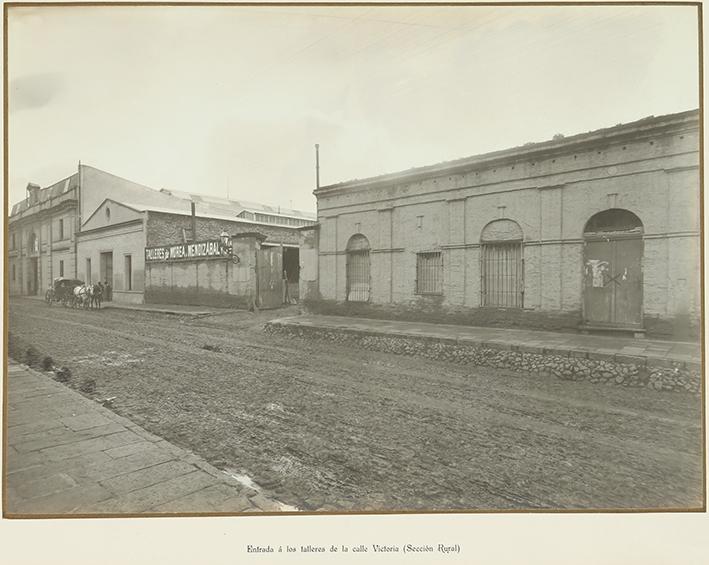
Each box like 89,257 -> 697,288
105,279 -> 112,301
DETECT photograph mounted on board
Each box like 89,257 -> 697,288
4,3 -> 703,517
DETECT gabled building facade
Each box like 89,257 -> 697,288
78,197 -> 311,305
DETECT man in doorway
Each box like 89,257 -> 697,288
105,280 -> 112,302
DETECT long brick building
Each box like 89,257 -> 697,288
302,109 -> 701,339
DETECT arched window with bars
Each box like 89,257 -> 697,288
346,234 -> 370,302
480,219 -> 524,308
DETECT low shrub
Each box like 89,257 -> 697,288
25,347 -> 41,368
42,356 -> 54,371
79,377 -> 96,394
8,333 -> 18,360
55,366 -> 72,383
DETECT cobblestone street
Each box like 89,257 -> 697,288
6,298 -> 704,512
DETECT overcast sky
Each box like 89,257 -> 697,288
7,4 -> 699,212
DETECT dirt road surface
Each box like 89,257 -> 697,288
8,298 -> 704,511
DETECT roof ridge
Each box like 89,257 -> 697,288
80,163 -> 162,193
318,108 -> 699,191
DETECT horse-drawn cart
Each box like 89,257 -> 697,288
46,278 -> 85,307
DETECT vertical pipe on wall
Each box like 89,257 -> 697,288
76,161 -> 82,279
538,188 -> 543,310
480,245 -> 484,306
559,188 -> 564,310
37,222 -> 42,295
191,201 -> 197,242
48,211 -> 53,286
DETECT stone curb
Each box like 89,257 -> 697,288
102,304 -> 214,316
264,320 -> 701,394
266,319 -> 701,372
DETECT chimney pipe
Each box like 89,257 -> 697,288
191,201 -> 197,242
27,183 -> 40,205
315,144 -> 320,190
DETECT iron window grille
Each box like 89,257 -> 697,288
346,234 -> 371,302
480,242 -> 524,307
346,250 -> 371,302
416,252 -> 443,295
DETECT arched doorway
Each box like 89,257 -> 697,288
582,209 -> 643,329
346,234 -> 370,302
480,219 -> 524,307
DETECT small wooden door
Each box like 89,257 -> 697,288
583,237 -> 643,327
257,246 -> 284,309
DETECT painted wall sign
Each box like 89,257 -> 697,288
585,259 -> 609,288
145,240 -> 230,262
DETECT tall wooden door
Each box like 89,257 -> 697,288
257,246 -> 284,309
100,252 -> 113,285
583,237 -> 643,327
29,258 -> 39,295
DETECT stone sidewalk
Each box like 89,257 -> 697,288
26,295 -> 226,316
267,315 -> 701,370
4,362 -> 292,516
102,302 -> 221,316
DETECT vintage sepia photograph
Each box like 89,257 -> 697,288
3,2 -> 704,520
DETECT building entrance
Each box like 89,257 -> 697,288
583,209 -> 644,331
100,252 -> 113,286
28,258 -> 39,295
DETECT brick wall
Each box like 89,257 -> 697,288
304,299 -> 583,333
144,234 -> 261,309
145,260 -> 255,308
146,212 -> 300,247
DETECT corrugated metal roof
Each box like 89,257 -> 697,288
163,188 -> 316,220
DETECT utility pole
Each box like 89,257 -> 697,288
315,144 -> 320,190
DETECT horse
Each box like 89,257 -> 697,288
72,284 -> 91,309
45,285 -> 55,306
89,283 -> 104,310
